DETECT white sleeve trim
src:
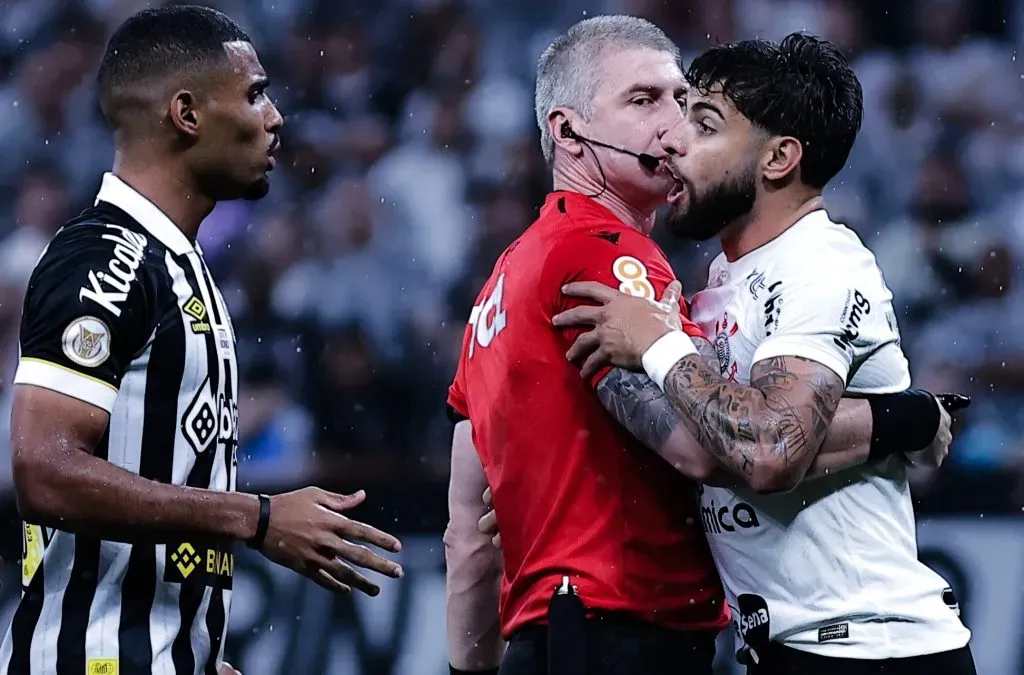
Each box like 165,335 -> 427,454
14,358 -> 118,413
752,339 -> 850,383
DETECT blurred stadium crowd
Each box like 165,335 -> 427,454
0,0 -> 1021,672
0,0 -> 1021,532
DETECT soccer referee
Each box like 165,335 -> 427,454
1,7 -> 402,675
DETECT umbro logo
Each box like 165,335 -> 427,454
183,296 -> 211,334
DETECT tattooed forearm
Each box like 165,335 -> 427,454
596,367 -> 721,481
596,368 -> 679,451
693,336 -> 721,375
661,355 -> 844,491
596,339 -> 721,453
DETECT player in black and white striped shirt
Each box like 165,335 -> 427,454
2,7 -> 403,675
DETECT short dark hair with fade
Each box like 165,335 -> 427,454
97,5 -> 251,130
686,33 -> 863,189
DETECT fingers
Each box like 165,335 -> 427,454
321,507 -> 402,553
320,555 -> 380,596
659,280 -> 683,307
552,305 -> 603,329
478,509 -> 498,537
565,330 -> 601,364
482,486 -> 492,508
492,532 -> 502,549
580,347 -> 610,381
561,281 -> 618,303
331,538 -> 403,579
312,566 -> 352,594
320,489 -> 367,512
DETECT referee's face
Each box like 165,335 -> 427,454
196,41 -> 283,201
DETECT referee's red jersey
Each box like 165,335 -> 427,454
447,191 -> 729,638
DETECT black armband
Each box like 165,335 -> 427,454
867,389 -> 940,462
449,667 -> 498,675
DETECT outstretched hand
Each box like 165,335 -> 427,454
552,280 -> 684,380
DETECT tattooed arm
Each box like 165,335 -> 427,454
596,341 -> 874,488
660,354 -> 844,492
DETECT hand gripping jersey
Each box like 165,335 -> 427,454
448,192 -> 728,638
689,209 -> 971,660
1,173 -> 239,675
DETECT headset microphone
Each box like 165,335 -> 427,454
561,123 -> 661,172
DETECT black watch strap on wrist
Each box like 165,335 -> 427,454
247,494 -> 271,550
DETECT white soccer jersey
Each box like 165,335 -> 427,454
689,209 -> 971,660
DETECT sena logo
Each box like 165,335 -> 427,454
700,499 -> 760,534
738,607 -> 769,636
736,594 -> 771,651
833,289 -> 871,350
78,225 -> 148,318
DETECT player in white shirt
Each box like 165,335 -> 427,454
552,33 -> 976,675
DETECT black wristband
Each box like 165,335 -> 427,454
246,494 -> 271,550
449,667 -> 498,675
867,389 -> 940,463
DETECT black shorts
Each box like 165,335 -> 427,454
748,642 -> 977,675
500,614 -> 717,675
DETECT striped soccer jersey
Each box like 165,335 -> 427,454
2,172 -> 240,675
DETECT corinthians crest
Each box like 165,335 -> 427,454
714,312 -> 739,382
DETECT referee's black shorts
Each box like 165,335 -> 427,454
748,642 -> 977,675
499,614 -> 717,675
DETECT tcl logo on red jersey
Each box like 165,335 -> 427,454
468,273 -> 507,358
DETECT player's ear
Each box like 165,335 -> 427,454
169,90 -> 200,139
549,108 -> 585,160
761,135 -> 802,183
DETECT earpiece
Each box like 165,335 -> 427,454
560,121 -> 574,139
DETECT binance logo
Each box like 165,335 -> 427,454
165,541 -> 235,588
171,542 -> 201,578
183,296 -> 211,334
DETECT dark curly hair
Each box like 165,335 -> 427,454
686,33 -> 863,189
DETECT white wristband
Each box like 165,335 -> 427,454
641,331 -> 698,390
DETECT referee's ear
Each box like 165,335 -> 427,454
549,108 -> 585,160
169,89 -> 201,139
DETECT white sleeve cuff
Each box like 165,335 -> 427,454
752,339 -> 851,383
641,331 -> 698,390
14,358 -> 118,413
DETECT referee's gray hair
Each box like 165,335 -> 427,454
535,15 -> 679,164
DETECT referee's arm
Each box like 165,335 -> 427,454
444,418 -> 503,673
